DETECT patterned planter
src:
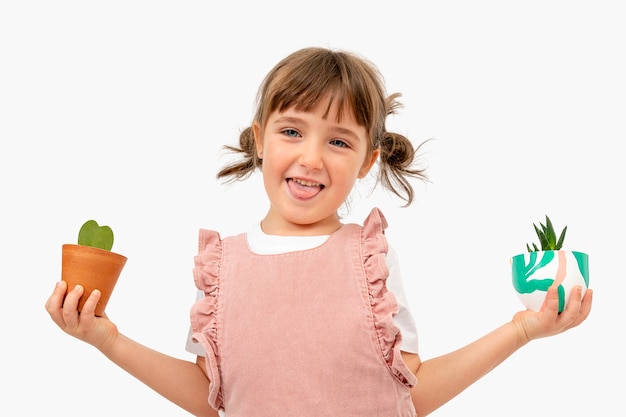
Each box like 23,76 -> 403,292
511,250 -> 589,312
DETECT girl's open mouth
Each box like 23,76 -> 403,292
287,178 -> 325,199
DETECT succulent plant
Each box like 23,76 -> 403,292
526,215 -> 567,252
78,220 -> 114,251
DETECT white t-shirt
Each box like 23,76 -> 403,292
185,223 -> 419,356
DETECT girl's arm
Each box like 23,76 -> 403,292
403,284 -> 593,416
46,281 -> 218,417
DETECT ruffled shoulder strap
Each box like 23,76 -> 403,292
362,208 -> 417,388
362,207 -> 389,255
193,229 -> 222,293
189,229 -> 224,410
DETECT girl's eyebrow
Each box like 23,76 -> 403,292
272,116 -> 304,125
332,126 -> 361,141
272,116 -> 362,141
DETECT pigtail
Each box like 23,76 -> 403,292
373,93 -> 429,206
217,126 -> 262,182
378,131 -> 429,207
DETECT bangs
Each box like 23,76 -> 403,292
257,48 -> 384,130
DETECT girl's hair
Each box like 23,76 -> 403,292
217,47 -> 428,206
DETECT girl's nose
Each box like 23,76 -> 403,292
298,142 -> 324,170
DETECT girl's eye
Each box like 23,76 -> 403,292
329,139 -> 348,148
282,129 -> 300,138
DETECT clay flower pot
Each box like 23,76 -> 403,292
511,250 -> 589,312
62,244 -> 127,316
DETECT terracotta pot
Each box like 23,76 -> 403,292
511,250 -> 589,313
61,244 -> 127,316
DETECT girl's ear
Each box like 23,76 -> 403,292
358,148 -> 380,178
253,121 -> 263,157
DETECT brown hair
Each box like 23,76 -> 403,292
217,47 -> 428,206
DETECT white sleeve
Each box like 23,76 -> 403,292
386,245 -> 420,354
185,289 -> 206,356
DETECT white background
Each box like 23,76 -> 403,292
2,1 -> 624,415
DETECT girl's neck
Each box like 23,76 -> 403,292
259,212 -> 343,236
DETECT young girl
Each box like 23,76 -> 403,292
46,47 -> 592,417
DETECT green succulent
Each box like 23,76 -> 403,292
78,220 -> 114,251
526,215 -> 567,252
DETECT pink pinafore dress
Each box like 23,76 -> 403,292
190,208 -> 417,416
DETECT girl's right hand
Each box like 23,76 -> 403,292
512,284 -> 592,344
45,281 -> 119,351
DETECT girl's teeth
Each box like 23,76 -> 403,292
293,179 -> 319,187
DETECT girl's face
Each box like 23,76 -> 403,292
253,97 -> 379,236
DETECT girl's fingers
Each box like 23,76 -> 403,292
60,284 -> 84,328
81,289 -> 101,316
566,288 -> 593,329
540,285 -> 560,317
45,281 -> 66,310
556,285 -> 582,325
580,288 -> 593,316
45,281 -> 68,326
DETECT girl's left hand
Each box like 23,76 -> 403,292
512,284 -> 593,343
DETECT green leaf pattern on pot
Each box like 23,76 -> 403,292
511,250 -> 589,313
78,220 -> 114,251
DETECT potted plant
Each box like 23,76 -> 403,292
61,220 -> 127,316
510,215 -> 589,312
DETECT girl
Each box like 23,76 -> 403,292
46,47 -> 592,417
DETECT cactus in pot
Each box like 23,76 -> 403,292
62,220 -> 127,316
526,215 -> 567,252
511,215 -> 589,313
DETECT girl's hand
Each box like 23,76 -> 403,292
512,284 -> 593,344
45,281 -> 119,351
